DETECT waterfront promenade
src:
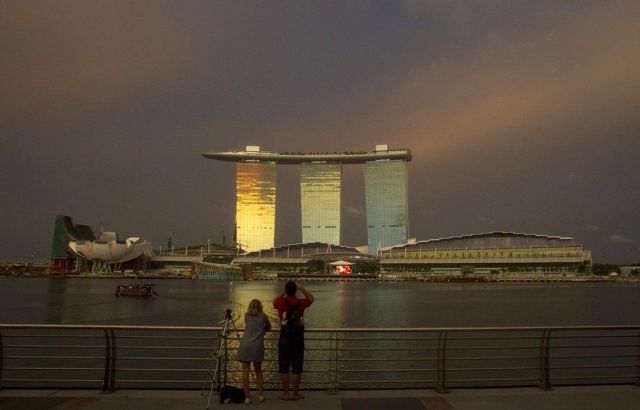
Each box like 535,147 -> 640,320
2,385 -> 640,409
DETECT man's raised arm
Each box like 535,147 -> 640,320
296,282 -> 314,303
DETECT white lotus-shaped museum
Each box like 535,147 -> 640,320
69,233 -> 150,264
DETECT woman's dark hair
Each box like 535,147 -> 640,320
285,281 -> 297,296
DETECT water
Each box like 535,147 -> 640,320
1,278 -> 639,327
2,278 -> 639,390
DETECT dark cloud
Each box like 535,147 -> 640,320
1,1 -> 639,263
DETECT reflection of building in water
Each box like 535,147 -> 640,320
225,283 -> 281,327
202,145 -> 412,254
379,232 -> 592,274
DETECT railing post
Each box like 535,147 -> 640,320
636,332 -> 640,387
334,331 -> 340,391
214,331 -> 221,392
436,330 -> 448,393
108,329 -> 117,392
328,331 -> 338,392
538,330 -> 552,390
0,331 -> 4,391
101,329 -> 111,393
327,332 -> 333,392
102,329 -> 117,393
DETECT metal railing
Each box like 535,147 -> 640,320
0,324 -> 638,392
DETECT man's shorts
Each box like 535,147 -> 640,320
278,342 -> 304,374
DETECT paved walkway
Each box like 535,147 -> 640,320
1,385 -> 639,410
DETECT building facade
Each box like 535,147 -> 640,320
379,232 -> 592,274
235,161 -> 277,252
364,158 -> 409,254
233,242 -> 378,275
300,162 -> 341,245
203,145 -> 412,254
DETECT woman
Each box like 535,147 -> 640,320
236,299 -> 271,404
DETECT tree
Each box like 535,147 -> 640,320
592,263 -> 620,275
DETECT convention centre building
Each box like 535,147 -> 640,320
378,232 -> 592,274
230,232 -> 592,276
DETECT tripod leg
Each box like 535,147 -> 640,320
206,360 -> 219,410
206,337 -> 223,409
206,319 -> 230,410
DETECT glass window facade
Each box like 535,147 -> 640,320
236,162 -> 277,253
364,159 -> 409,254
300,163 -> 341,245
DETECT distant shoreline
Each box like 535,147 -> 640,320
1,271 -> 638,283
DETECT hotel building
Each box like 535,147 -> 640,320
235,160 -> 277,252
364,158 -> 409,254
203,145 -> 412,253
300,162 -> 342,245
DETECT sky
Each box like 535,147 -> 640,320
1,0 -> 639,263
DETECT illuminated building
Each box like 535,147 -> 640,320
203,145 -> 412,254
364,153 -> 409,254
300,162 -> 341,245
235,160 -> 277,253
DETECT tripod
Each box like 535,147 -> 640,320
206,308 -> 241,410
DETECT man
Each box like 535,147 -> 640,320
273,280 -> 314,400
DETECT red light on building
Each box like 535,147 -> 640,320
335,265 -> 351,275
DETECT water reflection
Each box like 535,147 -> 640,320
0,279 -> 639,327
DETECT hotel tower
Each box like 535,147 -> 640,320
235,158 -> 277,253
202,145 -> 411,254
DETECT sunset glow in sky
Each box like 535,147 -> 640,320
1,1 -> 639,262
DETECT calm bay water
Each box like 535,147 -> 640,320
1,278 -> 639,328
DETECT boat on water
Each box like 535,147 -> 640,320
115,284 -> 158,297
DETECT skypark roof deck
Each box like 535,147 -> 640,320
202,147 -> 412,164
